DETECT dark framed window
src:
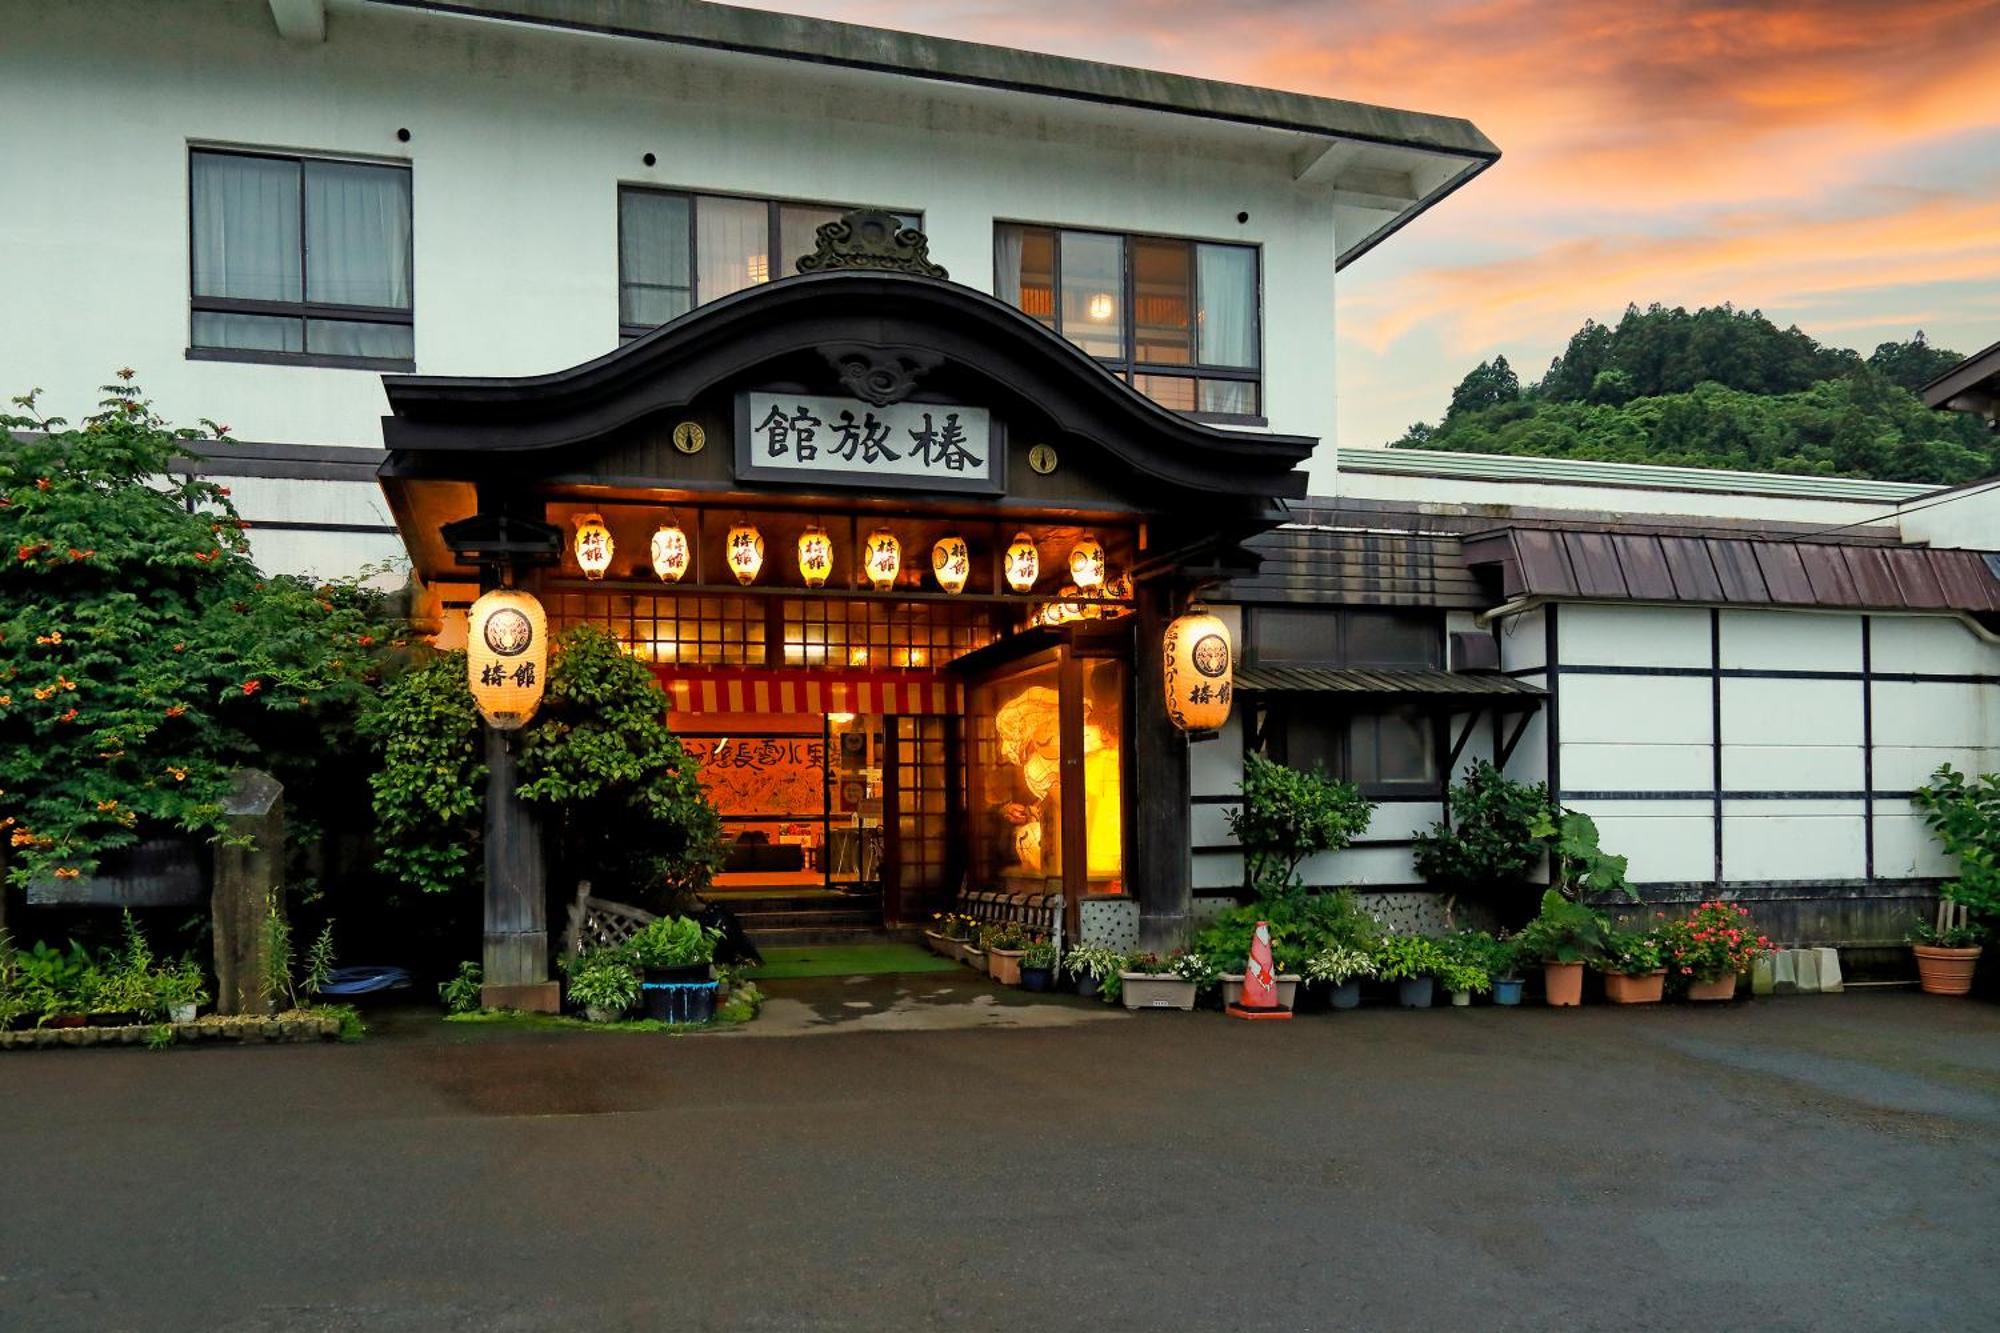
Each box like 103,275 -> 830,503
1257,700 -> 1439,796
188,148 -> 413,369
1247,608 -> 1443,670
618,188 -> 921,341
994,223 -> 1261,421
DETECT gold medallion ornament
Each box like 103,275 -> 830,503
726,522 -> 764,586
573,513 -> 613,581
467,589 -> 548,730
864,528 -> 902,591
672,421 -> 706,455
650,522 -> 690,583
1028,444 -> 1058,476
1163,607 -> 1233,732
931,534 -> 970,595
797,525 -> 834,588
1068,534 -> 1106,591
1004,531 -> 1039,593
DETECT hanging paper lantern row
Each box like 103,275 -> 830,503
1068,534 -> 1106,591
932,534 -> 970,594
466,589 -> 548,731
798,525 -> 833,588
1004,532 -> 1040,593
1163,607 -> 1233,732
650,523 -> 690,583
864,528 -> 901,590
726,523 -> 764,585
573,513 -> 613,581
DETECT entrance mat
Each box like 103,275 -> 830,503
749,944 -> 959,980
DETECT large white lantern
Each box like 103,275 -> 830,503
931,534 -> 970,595
573,513 -> 613,580
797,525 -> 833,588
726,522 -> 764,586
467,589 -> 548,731
1163,607 -> 1233,733
1004,531 -> 1039,593
650,522 -> 690,583
1068,534 -> 1106,590
864,528 -> 902,591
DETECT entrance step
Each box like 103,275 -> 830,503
734,908 -> 880,931
748,924 -> 921,950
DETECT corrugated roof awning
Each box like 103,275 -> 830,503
1234,666 -> 1546,705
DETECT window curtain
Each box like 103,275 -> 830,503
696,195 -> 770,301
620,191 -> 692,326
1196,243 -> 1256,368
191,153 -> 301,301
304,161 -> 411,309
994,225 -> 1025,307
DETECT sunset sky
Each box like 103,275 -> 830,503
754,0 -> 2000,448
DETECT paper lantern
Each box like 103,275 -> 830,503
797,525 -> 833,588
726,522 -> 764,586
573,513 -> 613,581
1004,531 -> 1039,593
466,589 -> 547,731
650,522 -> 690,583
1163,607 -> 1233,733
1068,534 -> 1106,590
864,528 -> 901,591
931,534 -> 970,595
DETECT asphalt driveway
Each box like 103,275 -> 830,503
3,985 -> 1997,1331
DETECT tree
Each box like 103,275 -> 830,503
0,374 -> 401,889
1867,331 -> 1963,393
1447,355 -> 1520,418
1224,751 -> 1375,897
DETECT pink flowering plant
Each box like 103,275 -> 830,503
1662,901 -> 1772,982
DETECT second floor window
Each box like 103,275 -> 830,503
618,188 -> 920,340
189,149 -> 413,368
995,223 -> 1261,420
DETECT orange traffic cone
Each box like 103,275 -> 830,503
1226,920 -> 1291,1021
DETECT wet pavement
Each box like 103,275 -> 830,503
3,988 -> 1998,1330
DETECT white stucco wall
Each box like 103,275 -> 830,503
1,0 -> 1342,486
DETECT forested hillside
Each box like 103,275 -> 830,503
1389,305 -> 1995,485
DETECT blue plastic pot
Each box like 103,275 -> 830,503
1493,977 -> 1525,1006
641,980 -> 717,1024
1020,966 -> 1053,993
1327,978 -> 1362,1010
1397,976 -> 1435,1009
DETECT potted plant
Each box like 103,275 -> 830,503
1908,918 -> 1986,996
1375,934 -> 1449,1009
1910,765 -> 1998,993
1600,927 -> 1669,1004
1019,938 -> 1058,992
627,915 -> 720,983
565,951 -> 641,1022
154,958 -> 209,1023
1437,932 -> 1494,1006
923,913 -> 954,958
1513,890 -> 1613,1006
1224,753 -> 1376,897
1119,950 -> 1203,1011
1063,943 -> 1124,999
1412,762 -> 1553,916
983,923 -> 1029,985
1663,900 -> 1771,1001
1302,942 -> 1375,1010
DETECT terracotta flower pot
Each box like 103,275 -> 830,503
1912,945 -> 1983,996
1688,973 -> 1738,1002
987,947 -> 1024,986
1543,961 -> 1585,1007
1603,969 -> 1666,1005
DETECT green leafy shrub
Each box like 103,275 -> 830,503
1225,753 -> 1375,897
1061,944 -> 1125,983
1373,933 -> 1449,982
1302,943 -> 1375,985
1411,762 -> 1553,902
1513,890 -> 1614,966
626,915 -> 718,970
1601,927 -> 1667,975
564,951 -> 641,1015
1549,811 -> 1637,902
1911,765 -> 2000,926
1908,918 -> 1986,949
1021,938 -> 1058,970
439,960 -> 483,1014
980,922 -> 1028,951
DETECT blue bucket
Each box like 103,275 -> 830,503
641,980 -> 718,1024
1493,978 -> 1525,1006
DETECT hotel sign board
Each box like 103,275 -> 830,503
735,392 -> 1005,495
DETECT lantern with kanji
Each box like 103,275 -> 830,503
1004,531 -> 1039,593
1068,534 -> 1106,590
467,589 -> 548,730
726,522 -> 764,585
650,522 -> 690,583
1163,607 -> 1233,732
797,525 -> 833,588
573,513 -> 613,580
931,534 -> 970,595
864,528 -> 901,591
